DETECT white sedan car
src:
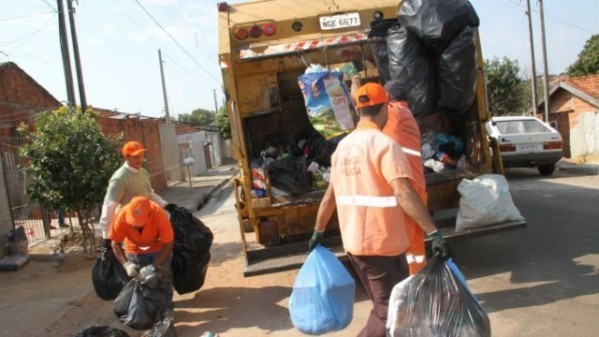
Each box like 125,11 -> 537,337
486,116 -> 563,176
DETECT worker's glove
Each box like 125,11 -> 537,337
139,264 -> 161,287
428,230 -> 453,261
123,261 -> 140,278
164,203 -> 177,213
102,238 -> 112,249
139,264 -> 158,280
308,229 -> 324,252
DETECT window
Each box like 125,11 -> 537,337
496,120 -> 551,134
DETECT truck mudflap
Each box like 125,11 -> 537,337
242,216 -> 526,277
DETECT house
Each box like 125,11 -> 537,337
538,74 -> 599,158
175,122 -> 230,177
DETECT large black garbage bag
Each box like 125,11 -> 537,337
368,18 -> 398,84
299,127 -> 336,168
114,278 -> 166,330
92,247 -> 129,300
398,0 -> 479,55
76,325 -> 130,337
169,205 -> 213,294
437,26 -> 478,115
147,318 -> 178,337
267,156 -> 313,196
387,23 -> 437,118
386,255 -> 491,337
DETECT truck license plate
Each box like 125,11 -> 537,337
319,12 -> 361,30
517,143 -> 542,152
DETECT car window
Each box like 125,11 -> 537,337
495,120 -> 551,134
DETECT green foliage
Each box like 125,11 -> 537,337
485,57 -> 525,116
178,108 -> 215,126
215,105 -> 231,139
567,34 -> 599,76
17,107 -> 123,213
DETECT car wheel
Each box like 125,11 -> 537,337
538,164 -> 556,176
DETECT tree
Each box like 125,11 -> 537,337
178,108 -> 215,126
567,34 -> 599,76
215,105 -> 231,139
485,57 -> 525,116
18,107 -> 122,253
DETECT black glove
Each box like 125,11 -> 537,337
308,230 -> 324,252
428,230 -> 453,260
102,238 -> 112,249
165,203 -> 177,213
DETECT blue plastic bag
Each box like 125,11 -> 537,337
289,245 -> 355,335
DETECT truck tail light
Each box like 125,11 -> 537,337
499,144 -> 516,152
544,141 -> 562,150
234,27 -> 248,40
248,25 -> 262,38
262,22 -> 276,36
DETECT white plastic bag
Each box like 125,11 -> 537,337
456,174 -> 524,231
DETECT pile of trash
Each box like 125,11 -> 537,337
374,0 -> 480,173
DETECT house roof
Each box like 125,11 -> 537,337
0,61 -> 61,107
548,74 -> 599,109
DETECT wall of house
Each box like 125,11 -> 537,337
551,90 -> 599,158
177,132 -> 209,176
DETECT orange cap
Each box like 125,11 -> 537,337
124,196 -> 151,226
122,141 -> 146,157
355,82 -> 389,109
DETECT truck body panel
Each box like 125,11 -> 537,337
218,0 -> 525,276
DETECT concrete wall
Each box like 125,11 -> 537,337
177,132 -> 209,176
0,158 -> 13,258
159,124 -> 181,183
570,110 -> 599,158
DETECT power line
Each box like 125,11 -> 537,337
132,0 -> 219,83
0,12 -> 55,23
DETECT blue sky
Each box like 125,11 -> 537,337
1,0 -> 597,119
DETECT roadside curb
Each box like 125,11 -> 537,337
557,161 -> 599,176
195,170 -> 238,211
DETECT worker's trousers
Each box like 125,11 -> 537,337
347,253 -> 409,337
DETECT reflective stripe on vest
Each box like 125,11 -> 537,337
402,147 -> 421,157
336,194 -> 398,208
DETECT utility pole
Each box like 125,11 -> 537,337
158,49 -> 171,125
57,0 -> 76,107
213,89 -> 219,114
538,0 -> 551,123
525,0 -> 538,116
66,0 -> 87,111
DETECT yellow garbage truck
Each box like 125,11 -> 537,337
217,0 -> 525,276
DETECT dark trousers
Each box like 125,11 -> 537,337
347,253 -> 409,337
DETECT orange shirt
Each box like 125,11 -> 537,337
383,101 -> 426,197
331,120 -> 414,256
109,200 -> 174,255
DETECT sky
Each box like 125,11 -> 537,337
1,0 -> 597,119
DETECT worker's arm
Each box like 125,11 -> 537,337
389,177 -> 437,234
111,240 -> 128,266
314,183 -> 337,233
152,241 -> 174,269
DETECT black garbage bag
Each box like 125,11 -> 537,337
267,156 -> 313,196
114,278 -> 166,330
76,325 -> 131,337
368,18 -> 398,84
147,318 -> 178,337
387,23 -> 437,118
398,0 -> 479,55
169,205 -> 213,294
437,26 -> 478,114
299,127 -> 336,168
7,226 -> 28,255
387,255 -> 491,337
92,248 -> 129,300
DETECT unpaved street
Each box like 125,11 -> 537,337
2,168 -> 598,336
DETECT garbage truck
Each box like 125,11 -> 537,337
217,0 -> 526,276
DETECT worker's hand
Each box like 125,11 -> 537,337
123,261 -> 140,278
308,229 -> 324,252
164,203 -> 177,213
428,230 -> 453,261
139,264 -> 158,280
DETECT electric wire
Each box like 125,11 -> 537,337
132,0 -> 219,83
0,11 -> 55,22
